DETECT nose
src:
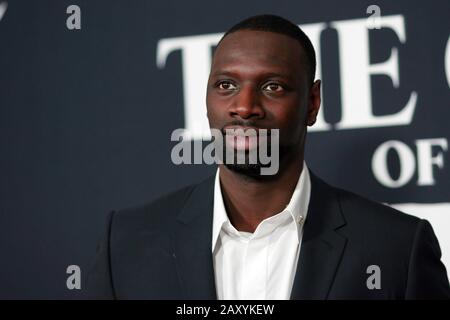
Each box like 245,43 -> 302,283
229,85 -> 265,120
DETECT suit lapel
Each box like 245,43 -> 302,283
170,170 -> 347,300
290,171 -> 347,300
172,175 -> 217,299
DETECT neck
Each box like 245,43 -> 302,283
218,153 -> 304,233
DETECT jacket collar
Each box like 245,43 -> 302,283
289,171 -> 347,299
173,169 -> 347,300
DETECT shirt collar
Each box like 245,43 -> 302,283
212,161 -> 311,252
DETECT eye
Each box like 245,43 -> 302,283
263,82 -> 284,92
217,80 -> 238,91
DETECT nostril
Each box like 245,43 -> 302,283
227,88 -> 265,120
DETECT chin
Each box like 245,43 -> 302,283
224,163 -> 280,181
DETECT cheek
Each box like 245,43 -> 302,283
206,96 -> 224,128
271,102 -> 306,143
206,93 -> 215,118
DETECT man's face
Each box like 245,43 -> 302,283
206,30 -> 320,175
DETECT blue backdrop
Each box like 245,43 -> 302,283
0,0 -> 449,298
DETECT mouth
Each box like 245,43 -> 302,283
222,126 -> 269,151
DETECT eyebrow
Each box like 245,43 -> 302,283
210,70 -> 293,81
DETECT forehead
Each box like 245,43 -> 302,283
211,30 -> 305,77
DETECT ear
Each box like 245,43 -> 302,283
307,80 -> 321,126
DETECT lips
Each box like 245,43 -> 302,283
222,126 -> 268,151
223,126 -> 259,134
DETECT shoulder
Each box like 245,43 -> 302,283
335,185 -> 420,230
309,172 -> 422,236
110,175 -> 214,234
329,182 -> 427,259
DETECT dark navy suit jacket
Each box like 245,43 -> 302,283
87,171 -> 450,299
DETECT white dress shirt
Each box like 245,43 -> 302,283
212,161 -> 311,300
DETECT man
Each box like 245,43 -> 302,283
87,15 -> 450,299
